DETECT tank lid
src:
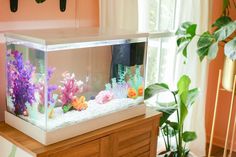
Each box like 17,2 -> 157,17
4,27 -> 148,51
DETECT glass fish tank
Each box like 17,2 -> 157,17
4,28 -> 148,145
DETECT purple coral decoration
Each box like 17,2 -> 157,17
47,68 -> 58,104
59,72 -> 84,106
7,50 -> 36,115
38,67 -> 58,105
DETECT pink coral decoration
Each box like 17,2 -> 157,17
95,90 -> 114,104
59,72 -> 84,106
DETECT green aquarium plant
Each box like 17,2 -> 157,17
145,75 -> 199,157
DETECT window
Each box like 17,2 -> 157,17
138,0 -> 179,106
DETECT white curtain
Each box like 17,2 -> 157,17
100,0 -> 209,156
175,0 -> 209,156
100,0 -> 139,31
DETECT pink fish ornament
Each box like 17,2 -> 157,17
95,90 -> 114,104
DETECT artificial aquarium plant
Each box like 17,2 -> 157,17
127,65 -> 144,99
59,72 -> 87,113
116,64 -> 144,99
37,67 -> 58,117
7,50 -> 36,115
144,75 -> 199,157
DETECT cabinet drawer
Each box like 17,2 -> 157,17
112,121 -> 153,157
48,140 -> 100,157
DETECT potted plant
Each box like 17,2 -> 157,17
145,1 -> 235,156
145,75 -> 199,157
175,0 -> 236,91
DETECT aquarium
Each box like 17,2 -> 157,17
4,28 -> 148,145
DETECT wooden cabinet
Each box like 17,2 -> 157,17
111,121 -> 158,157
0,107 -> 161,157
48,140 -> 100,157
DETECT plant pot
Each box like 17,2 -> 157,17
222,56 -> 236,91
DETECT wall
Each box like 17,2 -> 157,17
206,0 -> 236,151
0,0 -> 99,121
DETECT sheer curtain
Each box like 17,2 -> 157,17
100,0 -> 138,31
100,0 -> 209,156
174,0 -> 209,156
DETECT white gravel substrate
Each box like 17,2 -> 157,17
21,97 -> 143,131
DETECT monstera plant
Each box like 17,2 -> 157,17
176,0 -> 236,91
176,16 -> 236,61
176,0 -> 236,61
145,75 -> 199,157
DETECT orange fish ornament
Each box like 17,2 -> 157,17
72,96 -> 88,111
128,88 -> 137,99
138,86 -> 143,96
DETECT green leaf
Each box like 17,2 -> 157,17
176,22 -> 197,58
177,75 -> 191,97
184,149 -> 190,156
176,22 -> 196,36
183,131 -> 197,143
197,32 -> 216,61
214,21 -> 236,41
158,107 -> 177,126
162,124 -> 177,137
187,88 -> 199,107
144,83 -> 169,100
177,37 -> 186,46
186,24 -> 197,37
177,75 -> 191,125
177,38 -> 191,57
224,37 -> 236,60
207,42 -> 219,60
182,45 -> 188,57
166,121 -> 179,131
212,16 -> 232,29
179,97 -> 188,126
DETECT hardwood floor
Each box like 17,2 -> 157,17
206,144 -> 236,157
156,144 -> 236,156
